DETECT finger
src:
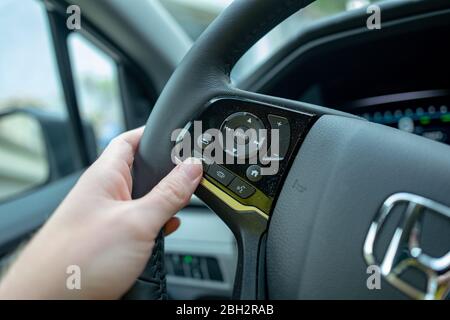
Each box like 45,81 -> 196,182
90,127 -> 145,193
99,126 -> 145,168
134,158 -> 203,229
164,217 -> 181,236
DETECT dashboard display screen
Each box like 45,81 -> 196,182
350,91 -> 450,145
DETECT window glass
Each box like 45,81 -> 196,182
0,0 -> 66,116
68,33 -> 125,153
0,0 -> 71,201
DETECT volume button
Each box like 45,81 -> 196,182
268,115 -> 290,158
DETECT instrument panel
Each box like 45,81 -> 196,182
348,90 -> 450,145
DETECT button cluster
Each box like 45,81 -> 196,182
207,164 -> 256,199
165,254 -> 223,282
201,112 -> 291,203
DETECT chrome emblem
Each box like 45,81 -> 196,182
364,193 -> 450,300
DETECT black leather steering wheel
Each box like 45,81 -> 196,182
125,0 -> 450,300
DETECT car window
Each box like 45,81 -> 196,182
0,0 -> 75,201
68,33 -> 125,153
0,0 -> 66,117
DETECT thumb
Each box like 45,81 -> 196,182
134,158 -> 203,230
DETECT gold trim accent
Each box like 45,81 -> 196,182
200,178 -> 269,220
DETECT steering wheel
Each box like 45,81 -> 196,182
125,0 -> 450,300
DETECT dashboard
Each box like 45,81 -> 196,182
349,90 -> 450,145
245,2 -> 450,148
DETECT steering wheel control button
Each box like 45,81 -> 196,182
221,112 -> 266,159
207,164 -> 234,186
246,165 -> 262,182
197,132 -> 214,149
234,126 -> 251,145
268,114 -> 291,158
229,178 -> 256,199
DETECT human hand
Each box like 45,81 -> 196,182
0,127 -> 203,299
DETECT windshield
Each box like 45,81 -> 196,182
158,0 -> 406,81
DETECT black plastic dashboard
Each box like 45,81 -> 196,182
242,1 -> 450,146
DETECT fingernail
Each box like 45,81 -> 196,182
179,157 -> 203,181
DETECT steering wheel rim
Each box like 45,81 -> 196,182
130,0 -> 450,300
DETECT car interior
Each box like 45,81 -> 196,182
0,0 -> 449,300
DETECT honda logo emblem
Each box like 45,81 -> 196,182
364,193 -> 450,300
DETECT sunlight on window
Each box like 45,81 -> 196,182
0,0 -> 66,116
68,33 -> 125,153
